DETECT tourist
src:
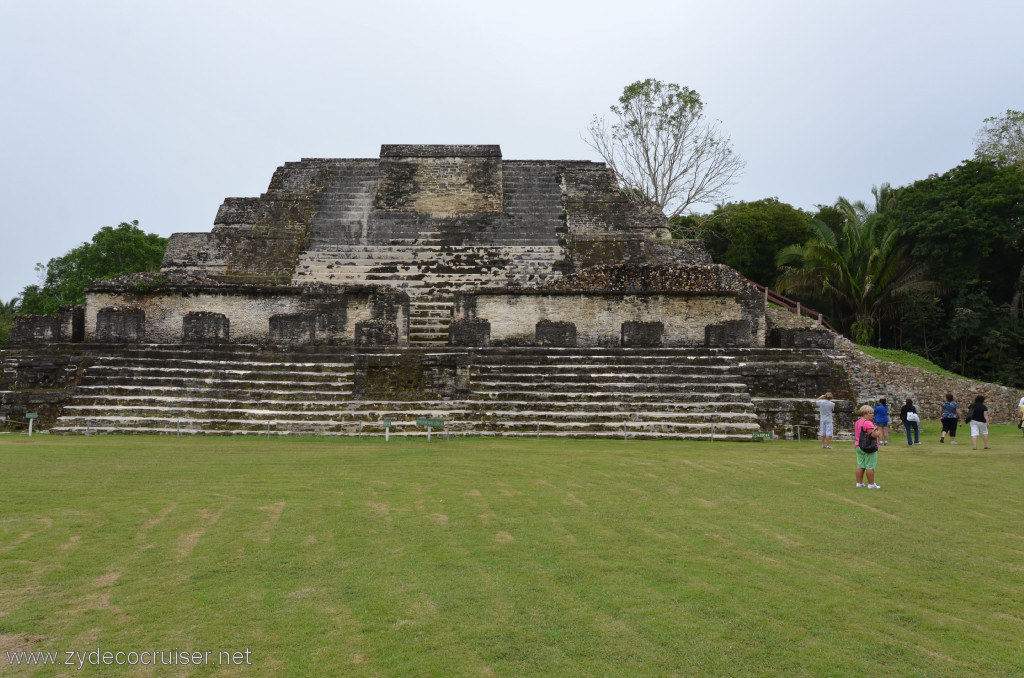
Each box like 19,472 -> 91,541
854,404 -> 881,489
873,398 -> 890,446
815,392 -> 835,449
939,394 -> 960,444
965,395 -> 991,450
1018,396 -> 1024,437
900,398 -> 921,446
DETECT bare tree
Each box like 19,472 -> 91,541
585,78 -> 745,219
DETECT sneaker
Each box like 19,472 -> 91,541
868,484 -> 881,489
856,483 -> 866,487
939,437 -> 944,443
950,440 -> 958,445
914,442 -> 922,445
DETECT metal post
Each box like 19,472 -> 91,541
536,422 -> 540,440
266,421 -> 270,440
28,418 -> 34,437
796,302 -> 801,317
427,426 -> 432,443
445,425 -> 450,441
385,424 -> 390,443
711,423 -> 715,442
797,426 -> 801,443
86,421 -> 91,437
623,422 -> 627,441
358,422 -> 363,440
177,420 -> 181,438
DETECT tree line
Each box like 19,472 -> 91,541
588,81 -> 1023,387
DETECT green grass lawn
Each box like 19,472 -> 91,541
2,427 -> 1022,676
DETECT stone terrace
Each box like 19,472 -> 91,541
46,345 -> 837,439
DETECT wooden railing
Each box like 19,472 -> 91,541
749,282 -> 838,334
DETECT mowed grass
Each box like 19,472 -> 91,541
1,428 -> 1023,677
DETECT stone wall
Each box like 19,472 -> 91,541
459,292 -> 747,347
828,336 -> 1023,424
376,145 -> 503,214
0,349 -> 93,431
84,283 -> 409,345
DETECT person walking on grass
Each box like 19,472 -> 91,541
965,395 -> 991,450
939,394 -> 961,444
900,398 -> 921,446
873,398 -> 890,446
854,404 -> 882,489
816,392 -> 835,449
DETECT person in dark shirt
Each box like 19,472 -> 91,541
899,398 -> 921,446
965,395 -> 991,450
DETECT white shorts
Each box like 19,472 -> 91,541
819,421 -> 833,437
970,421 -> 989,437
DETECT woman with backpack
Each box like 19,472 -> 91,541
855,404 -> 882,489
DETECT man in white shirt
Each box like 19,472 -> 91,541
816,392 -> 836,449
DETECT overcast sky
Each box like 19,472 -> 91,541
2,0 -> 1020,298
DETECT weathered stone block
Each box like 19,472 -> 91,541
769,328 -> 836,349
355,319 -> 398,347
621,321 -> 663,348
95,307 -> 145,343
269,313 -> 315,345
449,319 -> 490,347
9,315 -> 60,344
705,320 -> 752,347
183,312 -> 230,344
535,320 -> 576,347
58,306 -> 85,342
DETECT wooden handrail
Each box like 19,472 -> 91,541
749,281 -> 838,334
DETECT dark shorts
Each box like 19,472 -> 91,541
941,418 -> 958,435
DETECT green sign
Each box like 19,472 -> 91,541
382,419 -> 392,428
25,413 -> 39,420
751,431 -> 773,441
416,417 -> 444,428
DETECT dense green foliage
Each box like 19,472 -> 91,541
774,187 -> 937,343
692,152 -> 1023,386
696,198 -> 813,288
17,221 -> 167,315
0,296 -> 18,344
2,434 -> 1023,676
881,159 -> 1024,384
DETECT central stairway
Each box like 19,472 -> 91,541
407,298 -> 454,347
46,346 -> 806,440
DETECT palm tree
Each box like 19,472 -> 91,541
0,296 -> 20,317
774,185 -> 936,345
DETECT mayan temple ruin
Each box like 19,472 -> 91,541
4,144 -> 1020,436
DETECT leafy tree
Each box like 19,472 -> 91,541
774,186 -> 936,344
697,198 -> 813,288
18,221 -> 167,315
0,296 -> 18,345
585,78 -> 745,220
974,109 -> 1024,167
887,159 -> 1024,313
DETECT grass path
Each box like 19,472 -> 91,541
1,428 -> 1022,676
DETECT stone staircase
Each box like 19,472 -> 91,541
408,298 -> 454,347
290,160 -> 568,297
459,348 -> 760,439
50,346 -> 358,436
49,345 -> 788,440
